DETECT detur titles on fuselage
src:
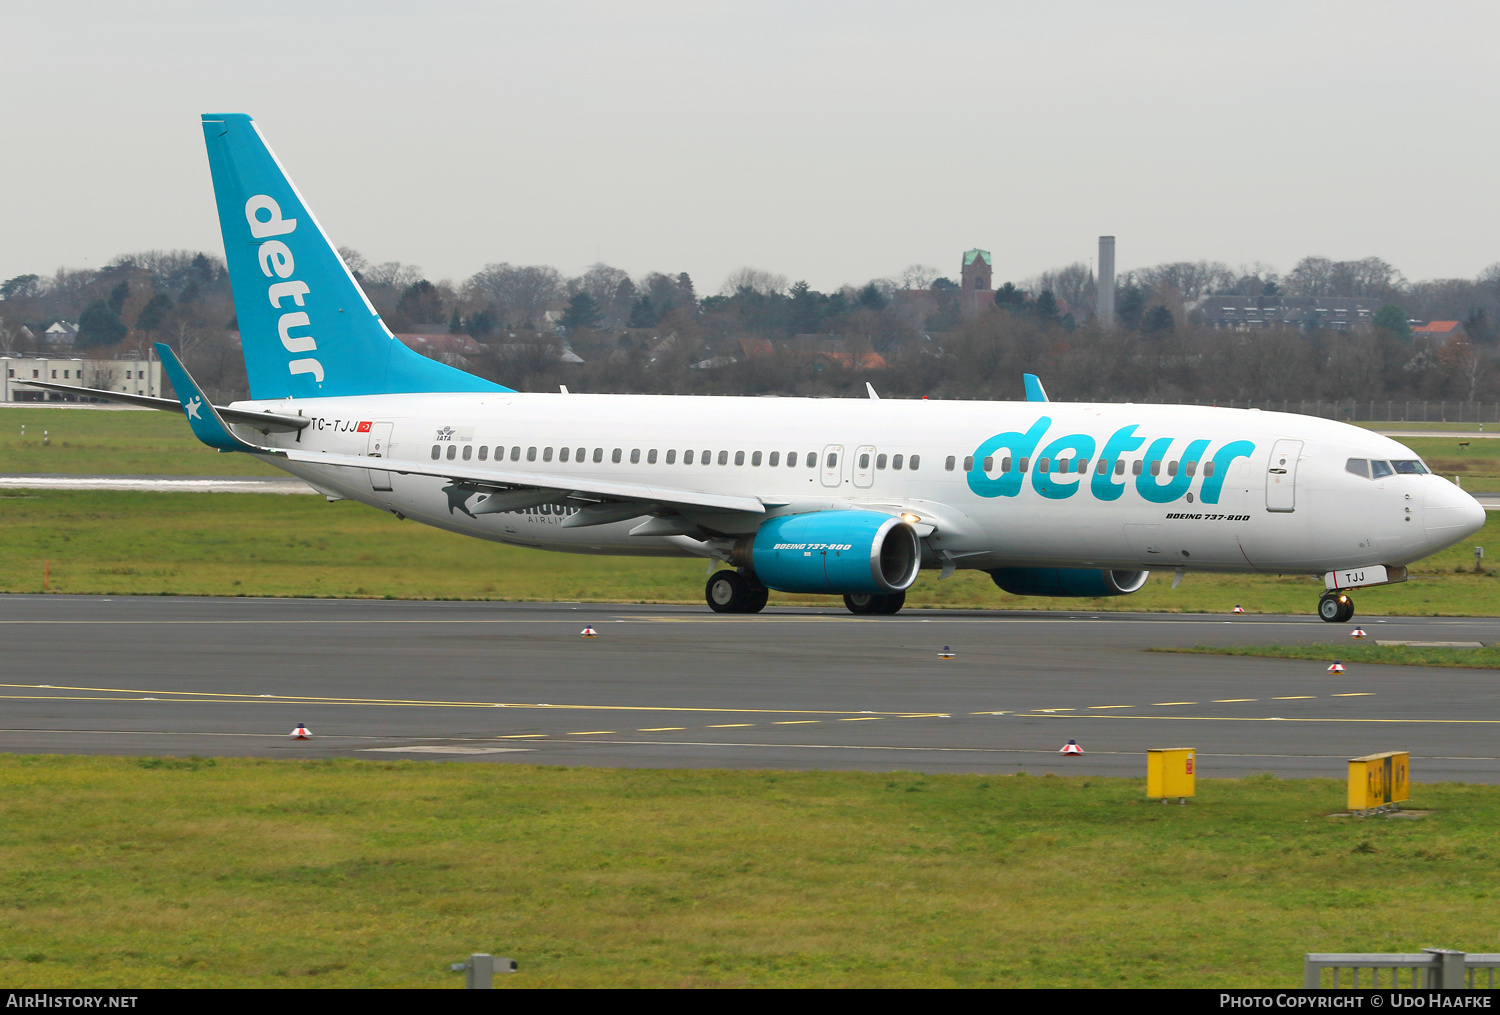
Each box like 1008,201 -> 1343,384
27,114 -> 1486,621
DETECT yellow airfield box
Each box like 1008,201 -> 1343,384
1147,748 -> 1196,801
1348,751 -> 1409,812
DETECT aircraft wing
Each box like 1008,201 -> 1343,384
13,379 -> 310,433
278,446 -> 771,515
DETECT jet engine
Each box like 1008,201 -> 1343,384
987,567 -> 1149,597
734,510 -> 921,595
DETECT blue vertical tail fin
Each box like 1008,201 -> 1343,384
201,114 -> 507,400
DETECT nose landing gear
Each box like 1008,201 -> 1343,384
1318,591 -> 1354,623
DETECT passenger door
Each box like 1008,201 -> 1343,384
820,444 -> 844,488
1265,439 -> 1302,513
852,445 -> 875,488
366,421 -> 394,491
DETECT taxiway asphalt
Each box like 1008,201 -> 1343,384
3,595 -> 1498,781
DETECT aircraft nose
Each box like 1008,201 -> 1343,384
1425,478 -> 1487,551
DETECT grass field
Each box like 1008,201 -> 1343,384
0,757 -> 1495,988
0,406 -> 280,476
3,488 -> 1500,614
1154,643 -> 1500,669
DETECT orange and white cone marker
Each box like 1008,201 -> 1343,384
1327,660 -> 1346,674
1232,604 -> 1245,614
290,724 -> 312,739
581,626 -> 597,638
1059,739 -> 1084,755
1350,628 -> 1367,639
938,646 -> 955,660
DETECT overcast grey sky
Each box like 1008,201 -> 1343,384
5,1 -> 1498,293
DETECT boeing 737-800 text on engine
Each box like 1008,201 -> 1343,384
27,114 -> 1486,621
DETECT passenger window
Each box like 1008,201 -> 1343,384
909,455 -> 920,471
768,451 -> 779,466
893,454 -> 903,470
1095,459 -> 1107,475
447,445 -> 457,460
1371,460 -> 1394,478
825,452 -> 837,468
666,449 -> 676,464
1056,458 -> 1068,473
1001,456 -> 1012,473
511,446 -> 521,462
1167,461 -> 1178,476
684,450 -> 695,465
734,451 -> 744,466
430,445 -> 440,460
1132,460 -> 1142,476
647,449 -> 657,464
543,447 -> 553,462
463,445 -> 473,460
876,454 -> 887,470
1077,459 -> 1089,474
720,451 -> 730,465
945,455 -> 955,471
809,451 -> 819,468
630,449 -> 640,464
1018,457 -> 1029,473
527,447 -> 537,462
1114,460 -> 1125,476
752,451 -> 762,466
964,456 -> 974,471
612,449 -> 622,464
786,452 -> 796,467
983,456 -> 993,472
1150,461 -> 1160,476
576,447 -> 584,462
559,447 -> 570,462
592,448 -> 603,463
1203,461 -> 1215,477
707,451 -> 715,467
1185,461 -> 1196,477
859,453 -> 870,469
1038,458 -> 1050,474
479,446 -> 489,461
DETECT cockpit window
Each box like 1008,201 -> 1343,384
1370,460 -> 1395,479
1392,460 -> 1428,475
1345,458 -> 1370,479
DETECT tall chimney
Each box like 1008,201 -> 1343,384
1096,235 -> 1116,329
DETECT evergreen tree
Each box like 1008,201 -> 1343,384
449,310 -> 463,334
561,291 -> 602,331
857,282 -> 887,310
628,296 -> 658,329
136,293 -> 174,333
1373,303 -> 1411,340
1142,304 -> 1175,336
1115,284 -> 1147,330
107,280 -> 130,315
993,282 -> 1025,308
77,301 -> 127,347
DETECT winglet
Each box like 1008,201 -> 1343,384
156,343 -> 272,454
1023,373 -> 1048,402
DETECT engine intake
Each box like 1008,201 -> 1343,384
735,510 -> 921,595
987,567 -> 1149,598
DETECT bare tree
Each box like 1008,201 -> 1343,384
465,263 -> 566,329
719,267 -> 788,296
1027,262 -> 1096,317
896,264 -> 940,290
363,261 -> 425,290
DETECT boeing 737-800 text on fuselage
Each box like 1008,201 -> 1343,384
28,114 -> 1486,621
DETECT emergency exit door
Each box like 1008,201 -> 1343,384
1265,439 -> 1302,512
820,445 -> 844,488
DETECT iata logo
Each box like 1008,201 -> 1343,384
435,426 -> 457,441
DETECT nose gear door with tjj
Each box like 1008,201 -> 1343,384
1265,438 -> 1302,512
821,445 -> 844,488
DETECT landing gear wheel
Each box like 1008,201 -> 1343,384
1318,592 -> 1354,623
843,591 -> 906,616
706,570 -> 751,613
743,583 -> 769,614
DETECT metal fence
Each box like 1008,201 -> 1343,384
1305,949 -> 1500,988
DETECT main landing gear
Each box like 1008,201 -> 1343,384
705,570 -> 769,614
843,591 -> 906,616
1318,591 -> 1354,623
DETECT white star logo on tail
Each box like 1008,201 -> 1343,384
185,396 -> 202,420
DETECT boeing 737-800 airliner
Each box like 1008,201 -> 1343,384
27,114 -> 1487,621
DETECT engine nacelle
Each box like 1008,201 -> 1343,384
987,567 -> 1149,598
736,510 -> 921,595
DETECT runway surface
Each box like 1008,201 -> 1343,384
3,596 -> 1499,781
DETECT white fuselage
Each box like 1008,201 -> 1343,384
232,391 -> 1485,576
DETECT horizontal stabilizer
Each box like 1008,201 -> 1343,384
15,378 -> 309,433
